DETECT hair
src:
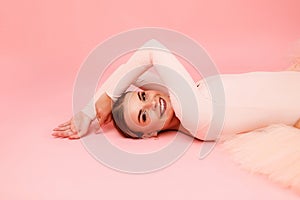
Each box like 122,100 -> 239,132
111,91 -> 144,139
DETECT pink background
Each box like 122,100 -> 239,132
1,0 -> 300,199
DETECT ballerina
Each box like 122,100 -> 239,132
52,39 -> 300,192
53,39 -> 300,140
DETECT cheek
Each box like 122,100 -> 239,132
148,112 -> 166,127
166,104 -> 174,118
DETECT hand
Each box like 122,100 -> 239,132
52,111 -> 92,139
95,93 -> 113,126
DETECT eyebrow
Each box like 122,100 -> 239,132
137,92 -> 142,123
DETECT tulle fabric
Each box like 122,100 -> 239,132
287,40 -> 300,71
221,124 -> 300,193
287,60 -> 300,71
221,47 -> 300,193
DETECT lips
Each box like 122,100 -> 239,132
159,97 -> 167,117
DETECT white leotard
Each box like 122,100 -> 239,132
82,39 -> 300,140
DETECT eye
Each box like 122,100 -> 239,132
142,112 -> 147,122
138,110 -> 148,124
141,92 -> 146,101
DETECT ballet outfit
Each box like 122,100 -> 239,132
82,39 -> 300,192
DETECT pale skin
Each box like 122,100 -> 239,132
52,91 -> 188,139
52,68 -> 300,139
52,93 -> 113,139
119,90 -> 186,138
52,89 -> 300,139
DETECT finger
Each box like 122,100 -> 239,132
68,134 -> 80,139
98,114 -> 109,126
98,119 -> 105,125
96,114 -> 103,123
103,115 -> 112,125
52,130 -> 73,138
52,132 -> 60,137
70,123 -> 78,134
105,115 -> 112,123
53,125 -> 71,131
58,120 -> 71,127
52,132 -> 66,138
52,132 -> 67,138
97,118 -> 104,126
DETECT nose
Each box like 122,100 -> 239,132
143,98 -> 157,110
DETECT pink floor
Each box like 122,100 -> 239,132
1,0 -> 300,199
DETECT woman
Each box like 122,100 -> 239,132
52,39 -> 300,191
52,39 -> 300,140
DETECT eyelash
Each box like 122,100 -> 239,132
141,92 -> 146,101
142,112 -> 147,122
140,92 -> 146,122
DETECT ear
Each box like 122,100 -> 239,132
142,131 -> 158,138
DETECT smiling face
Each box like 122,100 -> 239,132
122,90 -> 175,138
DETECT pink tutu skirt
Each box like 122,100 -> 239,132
222,124 -> 300,193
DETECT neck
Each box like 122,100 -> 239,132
163,115 -> 189,134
